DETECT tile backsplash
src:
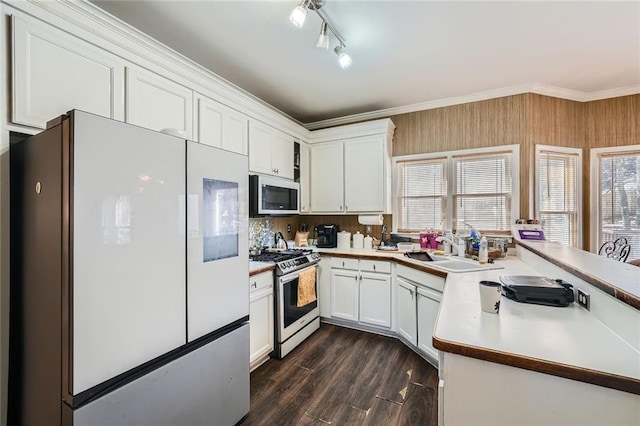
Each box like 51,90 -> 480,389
249,215 -> 391,249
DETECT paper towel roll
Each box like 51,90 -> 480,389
358,214 -> 384,226
337,231 -> 351,250
352,231 -> 364,249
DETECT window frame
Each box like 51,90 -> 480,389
393,144 -> 520,234
589,144 -> 640,255
534,144 -> 583,249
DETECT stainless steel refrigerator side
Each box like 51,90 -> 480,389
72,323 -> 250,425
8,122 -> 64,425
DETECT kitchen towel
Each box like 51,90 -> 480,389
297,266 -> 317,307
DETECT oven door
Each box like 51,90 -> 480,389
277,266 -> 319,342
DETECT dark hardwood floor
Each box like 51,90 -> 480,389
240,324 -> 439,426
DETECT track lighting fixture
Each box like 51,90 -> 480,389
334,44 -> 352,69
288,0 -> 352,68
317,21 -> 329,49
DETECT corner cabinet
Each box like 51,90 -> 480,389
11,16 -> 125,129
248,121 -> 294,179
194,93 -> 248,155
249,271 -> 274,371
308,119 -> 395,214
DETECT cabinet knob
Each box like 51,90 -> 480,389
339,205 -> 342,211
345,205 -> 348,211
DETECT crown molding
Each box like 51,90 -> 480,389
308,118 -> 395,144
304,83 -> 640,130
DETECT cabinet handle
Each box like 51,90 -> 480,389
342,261 -> 345,267
251,282 -> 257,288
339,205 -> 342,211
373,264 -> 376,271
354,275 -> 357,281
345,205 -> 348,211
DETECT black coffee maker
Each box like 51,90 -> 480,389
315,224 -> 338,248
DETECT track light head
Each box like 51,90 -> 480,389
289,1 -> 308,28
317,21 -> 329,49
334,45 -> 352,69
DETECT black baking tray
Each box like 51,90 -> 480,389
499,275 -> 575,307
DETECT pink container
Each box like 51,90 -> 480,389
420,232 -> 439,249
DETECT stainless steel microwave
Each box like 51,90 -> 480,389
249,175 -> 299,217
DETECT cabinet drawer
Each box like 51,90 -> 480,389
330,257 -> 359,270
359,259 -> 390,274
250,271 -> 273,292
397,264 -> 444,292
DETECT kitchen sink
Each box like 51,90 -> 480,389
404,252 -> 504,273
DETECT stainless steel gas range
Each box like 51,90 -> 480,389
250,249 -> 321,358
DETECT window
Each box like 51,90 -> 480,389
591,146 -> 640,260
394,146 -> 519,233
452,152 -> 513,232
535,146 -> 582,248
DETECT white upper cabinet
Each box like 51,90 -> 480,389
310,141 -> 344,213
125,66 -> 193,137
12,16 -> 125,129
308,119 -> 395,214
248,121 -> 294,179
344,135 -> 385,212
194,93 -> 248,155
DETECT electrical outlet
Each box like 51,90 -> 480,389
287,224 -> 291,233
366,225 -> 372,233
576,288 -> 590,311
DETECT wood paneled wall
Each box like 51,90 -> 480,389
389,93 -> 640,251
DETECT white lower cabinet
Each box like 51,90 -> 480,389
417,287 -> 442,359
329,257 -> 391,330
317,256 -> 332,318
249,271 -> 274,371
396,264 -> 444,361
396,278 -> 418,346
330,269 -> 359,322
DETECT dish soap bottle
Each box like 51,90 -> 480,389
478,236 -> 488,264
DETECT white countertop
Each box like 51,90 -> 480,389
433,257 -> 640,383
249,261 -> 275,275
517,239 -> 640,301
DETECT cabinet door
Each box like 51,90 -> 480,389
195,94 -> 248,155
310,141 -> 344,213
126,67 -> 193,136
344,135 -> 384,212
299,142 -> 311,213
248,121 -> 275,175
270,131 -> 294,180
330,270 -> 359,321
317,257 -> 332,318
249,286 -> 274,368
12,16 -> 124,129
417,287 -> 442,360
359,272 -> 391,328
222,112 -> 249,155
396,278 -> 417,346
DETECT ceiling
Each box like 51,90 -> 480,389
91,1 -> 640,126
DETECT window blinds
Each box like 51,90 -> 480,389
538,150 -> 579,247
452,152 -> 512,232
396,158 -> 446,232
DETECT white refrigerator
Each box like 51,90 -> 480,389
9,110 -> 249,425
